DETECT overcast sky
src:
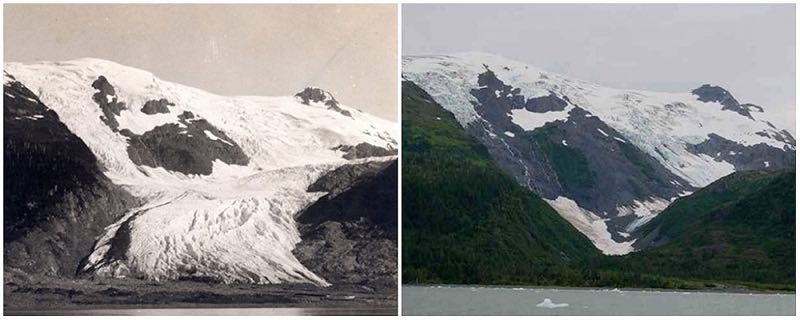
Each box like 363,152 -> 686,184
5,4 -> 397,120
404,4 -> 795,132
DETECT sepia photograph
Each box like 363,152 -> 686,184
401,3 -> 795,316
4,4 -> 398,315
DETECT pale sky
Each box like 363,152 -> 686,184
5,4 -> 398,120
403,4 -> 795,132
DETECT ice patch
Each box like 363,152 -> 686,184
561,140 -> 568,146
536,298 -> 569,309
764,161 -> 770,167
504,131 -> 515,138
509,105 -> 574,131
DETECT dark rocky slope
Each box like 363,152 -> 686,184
293,160 -> 397,289
4,75 -> 138,279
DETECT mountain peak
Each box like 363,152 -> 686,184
295,87 -> 352,117
691,84 -> 754,119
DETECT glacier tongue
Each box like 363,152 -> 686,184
83,163 -> 335,286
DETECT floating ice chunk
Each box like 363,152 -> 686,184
536,298 -> 569,309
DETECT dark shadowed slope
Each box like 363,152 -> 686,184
4,74 -> 138,278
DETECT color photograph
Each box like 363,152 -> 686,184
401,3 -> 795,316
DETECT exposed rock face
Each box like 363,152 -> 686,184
294,160 -> 397,288
92,76 -> 127,131
332,143 -> 397,160
90,76 -> 250,175
140,98 -> 174,115
125,116 -> 249,175
295,87 -> 352,117
525,92 -> 569,113
688,133 -> 796,171
4,77 -> 138,278
692,84 -> 754,119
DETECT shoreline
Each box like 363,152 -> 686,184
401,283 -> 796,295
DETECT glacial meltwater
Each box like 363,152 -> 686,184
402,285 -> 795,316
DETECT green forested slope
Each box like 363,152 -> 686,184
609,169 -> 795,287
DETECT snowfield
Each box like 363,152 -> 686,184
5,59 -> 398,286
403,53 -> 792,187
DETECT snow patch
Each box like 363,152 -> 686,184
509,105 -> 574,131
617,198 -> 671,232
204,130 -> 234,146
504,131 -> 515,138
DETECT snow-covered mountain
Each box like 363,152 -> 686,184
4,58 -> 397,286
403,52 -> 795,255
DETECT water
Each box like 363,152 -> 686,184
402,285 -> 796,316
5,307 -> 397,316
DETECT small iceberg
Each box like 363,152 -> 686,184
536,298 -> 569,309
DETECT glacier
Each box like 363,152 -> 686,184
5,58 -> 398,286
